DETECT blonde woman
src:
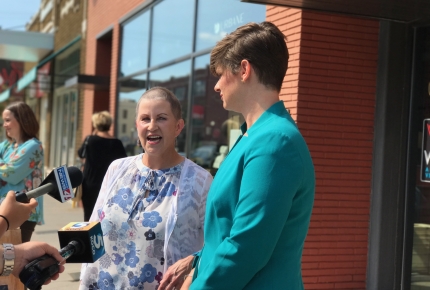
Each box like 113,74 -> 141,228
77,111 -> 127,221
80,87 -> 212,290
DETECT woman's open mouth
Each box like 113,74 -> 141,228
147,135 -> 162,144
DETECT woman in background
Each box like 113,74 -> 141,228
0,101 -> 44,243
78,111 -> 127,221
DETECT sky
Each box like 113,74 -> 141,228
0,0 -> 41,31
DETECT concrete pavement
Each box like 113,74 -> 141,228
31,195 -> 84,290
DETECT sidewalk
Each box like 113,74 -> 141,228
32,196 -> 84,289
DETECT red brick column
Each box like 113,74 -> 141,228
269,7 -> 379,289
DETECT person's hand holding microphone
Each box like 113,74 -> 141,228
0,190 -> 38,234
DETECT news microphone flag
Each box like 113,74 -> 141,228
58,221 -> 105,263
53,165 -> 74,202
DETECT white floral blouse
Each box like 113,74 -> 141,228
80,154 -> 212,290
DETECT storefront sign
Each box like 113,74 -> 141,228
421,119 -> 430,182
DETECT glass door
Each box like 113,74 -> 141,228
408,26 -> 430,290
50,87 -> 78,168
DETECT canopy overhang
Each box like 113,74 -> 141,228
64,74 -> 110,91
0,30 -> 54,62
243,0 -> 430,23
0,36 -> 81,102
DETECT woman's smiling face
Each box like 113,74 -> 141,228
136,98 -> 184,158
2,109 -> 21,142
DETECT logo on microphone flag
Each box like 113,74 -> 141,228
53,165 -> 74,202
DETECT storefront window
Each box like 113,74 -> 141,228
149,60 -> 191,155
120,11 -> 150,77
118,0 -> 261,162
410,27 -> 430,289
118,74 -> 147,155
196,0 -> 266,51
189,54 -> 243,174
150,0 -> 194,67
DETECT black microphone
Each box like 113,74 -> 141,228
15,166 -> 83,203
19,222 -> 105,290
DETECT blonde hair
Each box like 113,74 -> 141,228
92,111 -> 112,132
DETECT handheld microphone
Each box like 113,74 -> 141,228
19,222 -> 105,290
57,221 -> 105,263
15,166 -> 83,203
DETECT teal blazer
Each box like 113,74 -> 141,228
190,101 -> 315,289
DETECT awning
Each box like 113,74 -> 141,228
0,89 -> 11,103
243,0 -> 430,23
16,36 -> 82,93
0,30 -> 53,62
64,74 -> 110,90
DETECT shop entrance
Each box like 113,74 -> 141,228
407,26 -> 430,290
49,87 -> 79,168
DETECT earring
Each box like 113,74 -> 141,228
137,139 -> 142,147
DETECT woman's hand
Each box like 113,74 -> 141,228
180,269 -> 194,290
159,255 -> 194,290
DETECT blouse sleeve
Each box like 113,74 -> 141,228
0,140 -> 43,185
81,157 -> 126,280
199,172 -> 213,229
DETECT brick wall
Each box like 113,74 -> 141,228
267,6 -> 303,119
55,0 -> 83,49
84,0 -> 149,138
269,7 -> 378,289
54,0 -> 86,158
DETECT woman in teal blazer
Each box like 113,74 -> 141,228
160,21 -> 315,290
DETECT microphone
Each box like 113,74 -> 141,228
57,221 -> 105,263
15,166 -> 83,203
19,222 -> 105,290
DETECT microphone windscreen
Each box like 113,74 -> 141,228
58,222 -> 105,263
67,166 -> 83,188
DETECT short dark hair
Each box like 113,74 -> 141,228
136,87 -> 183,120
92,111 -> 112,132
5,102 -> 39,141
210,21 -> 289,92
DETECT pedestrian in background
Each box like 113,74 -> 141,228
0,101 -> 44,243
163,21 -> 315,290
77,111 -> 127,221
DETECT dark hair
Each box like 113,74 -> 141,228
210,21 -> 289,92
4,102 -> 39,141
92,111 -> 112,132
136,87 -> 182,120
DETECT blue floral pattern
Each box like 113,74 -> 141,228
142,211 -> 162,228
80,160 -> 184,290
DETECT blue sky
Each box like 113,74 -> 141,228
0,0 -> 40,31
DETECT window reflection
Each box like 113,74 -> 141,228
190,54 -> 243,175
196,0 -> 266,51
118,74 -> 147,155
120,11 -> 150,77
117,0 -> 263,164
411,28 -> 430,288
150,0 -> 194,67
149,60 -> 191,155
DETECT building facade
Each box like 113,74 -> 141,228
82,1 -> 377,289
4,0 -> 417,289
22,0 -> 86,169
